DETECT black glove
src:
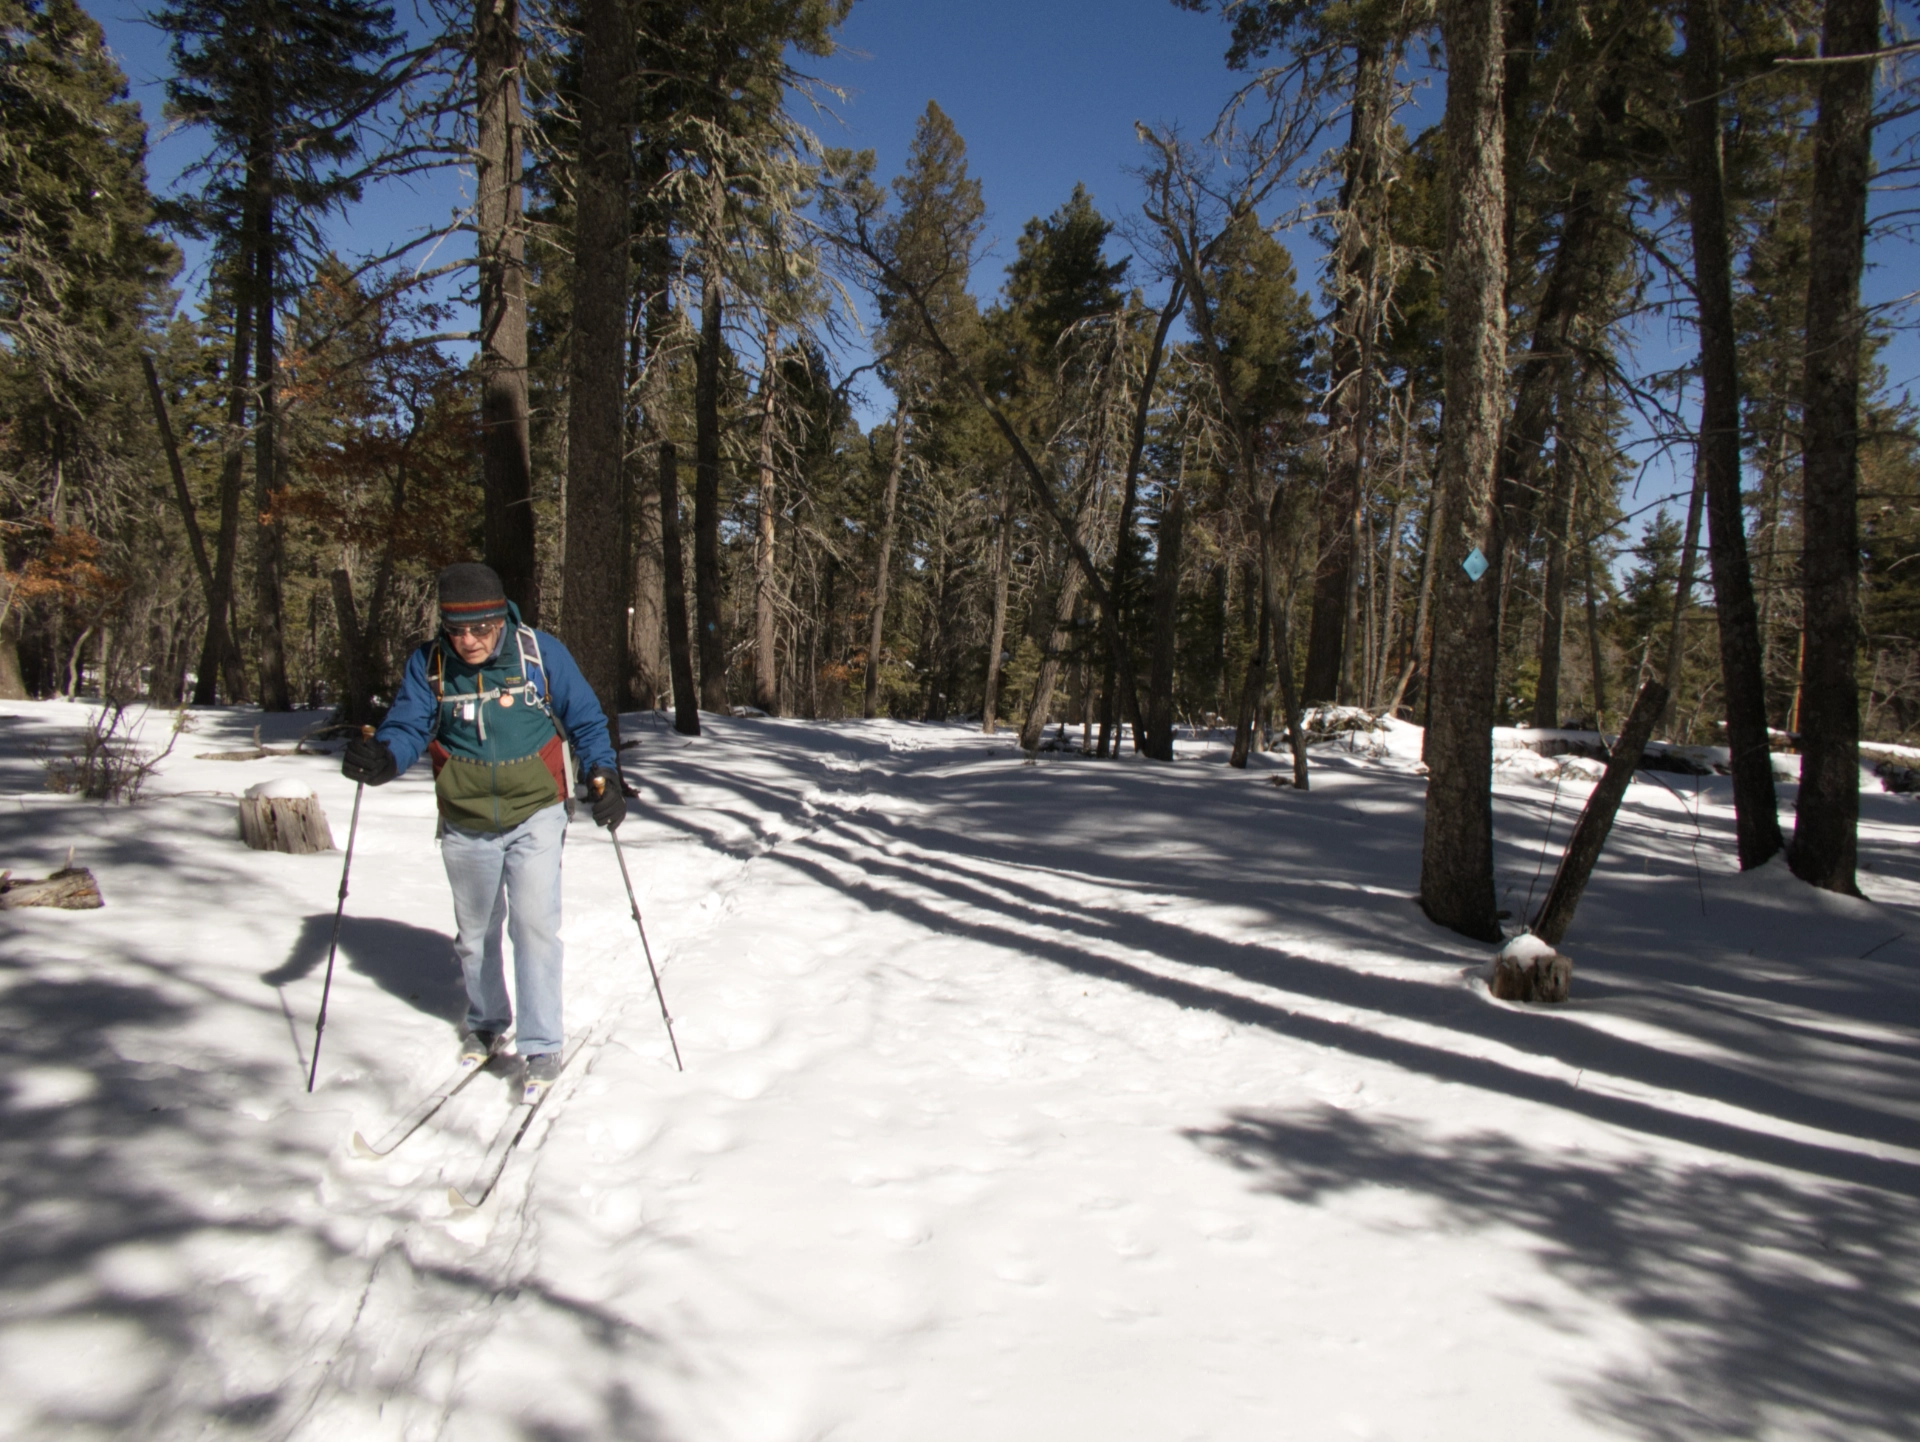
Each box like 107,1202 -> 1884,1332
588,767 -> 626,829
342,734 -> 398,786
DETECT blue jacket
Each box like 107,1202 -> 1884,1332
378,605 -> 618,830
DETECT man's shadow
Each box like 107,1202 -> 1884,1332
261,915 -> 467,1024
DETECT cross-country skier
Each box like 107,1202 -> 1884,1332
339,562 -> 626,1093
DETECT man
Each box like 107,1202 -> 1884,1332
341,562 -> 626,1092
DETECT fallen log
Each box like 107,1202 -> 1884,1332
196,724 -> 297,762
0,863 -> 104,910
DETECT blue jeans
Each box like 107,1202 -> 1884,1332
441,801 -> 567,1055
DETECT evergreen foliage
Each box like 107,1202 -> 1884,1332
5,0 -> 1917,911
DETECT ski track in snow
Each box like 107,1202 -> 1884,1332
4,701 -> 1920,1438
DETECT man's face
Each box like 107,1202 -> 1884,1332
445,620 -> 504,665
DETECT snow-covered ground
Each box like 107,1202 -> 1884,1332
4,698 -> 1920,1440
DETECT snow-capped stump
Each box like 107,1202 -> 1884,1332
1487,933 -> 1572,1004
0,855 -> 103,910
237,779 -> 335,854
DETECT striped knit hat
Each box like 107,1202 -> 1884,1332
438,562 -> 509,627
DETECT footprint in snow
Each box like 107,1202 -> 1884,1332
1188,1210 -> 1254,1243
994,1254 -> 1046,1287
879,1212 -> 931,1247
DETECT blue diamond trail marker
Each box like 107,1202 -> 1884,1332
1462,546 -> 1489,582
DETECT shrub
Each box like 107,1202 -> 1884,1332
42,703 -> 189,803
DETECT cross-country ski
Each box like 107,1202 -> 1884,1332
445,1028 -> 601,1211
349,1032 -> 510,1160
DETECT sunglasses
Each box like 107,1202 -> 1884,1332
443,620 -> 505,640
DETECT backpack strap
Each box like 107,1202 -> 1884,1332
514,626 -> 548,707
514,626 -> 576,790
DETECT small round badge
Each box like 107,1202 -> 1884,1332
499,692 -> 515,708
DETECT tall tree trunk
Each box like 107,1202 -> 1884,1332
360,461 -> 407,698
1584,535 -> 1609,726
1019,552 -> 1088,753
629,258 -> 672,708
1682,0 -> 1784,868
199,288 -> 254,706
981,473 -> 1016,734
628,324 -> 664,708
1101,285 -> 1185,752
559,0 -> 632,743
1530,380 -> 1582,728
1356,498 -> 1375,703
0,610 -> 25,701
1231,503 -> 1276,769
1755,421 -> 1790,721
658,442 -> 699,737
1144,480 -> 1185,760
1792,0 -> 1877,893
1304,39 -> 1389,702
1273,553 -> 1311,790
629,461 -> 664,708
1661,455 -> 1709,726
477,0 -> 537,622
330,568 -> 373,726
1419,0 -> 1507,942
250,135 -> 290,711
694,195 -> 729,712
863,407 -> 907,719
753,322 -> 780,714
1376,410 -> 1410,706
1388,479 -> 1441,716
922,537 -> 953,722
144,353 -> 245,700
1341,494 -> 1366,701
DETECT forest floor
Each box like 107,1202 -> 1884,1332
3,698 -> 1919,1441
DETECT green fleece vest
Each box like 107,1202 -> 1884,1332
426,634 -> 567,832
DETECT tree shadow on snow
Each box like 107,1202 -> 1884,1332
624,725 -> 1920,1435
766,823 -> 1920,1196
1186,1105 -> 1920,1442
631,739 -> 1920,1182
261,912 -> 467,1024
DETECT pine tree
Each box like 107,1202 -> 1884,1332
863,101 -> 985,719
0,0 -> 173,697
155,0 -> 401,709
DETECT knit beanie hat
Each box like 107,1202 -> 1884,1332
438,562 -> 509,627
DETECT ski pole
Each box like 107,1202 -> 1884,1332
593,776 -> 683,1071
308,724 -> 372,1093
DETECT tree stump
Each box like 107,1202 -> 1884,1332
1488,935 -> 1573,1004
238,781 -> 335,854
0,866 -> 104,910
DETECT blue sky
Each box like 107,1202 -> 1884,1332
809,0 -> 1291,286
